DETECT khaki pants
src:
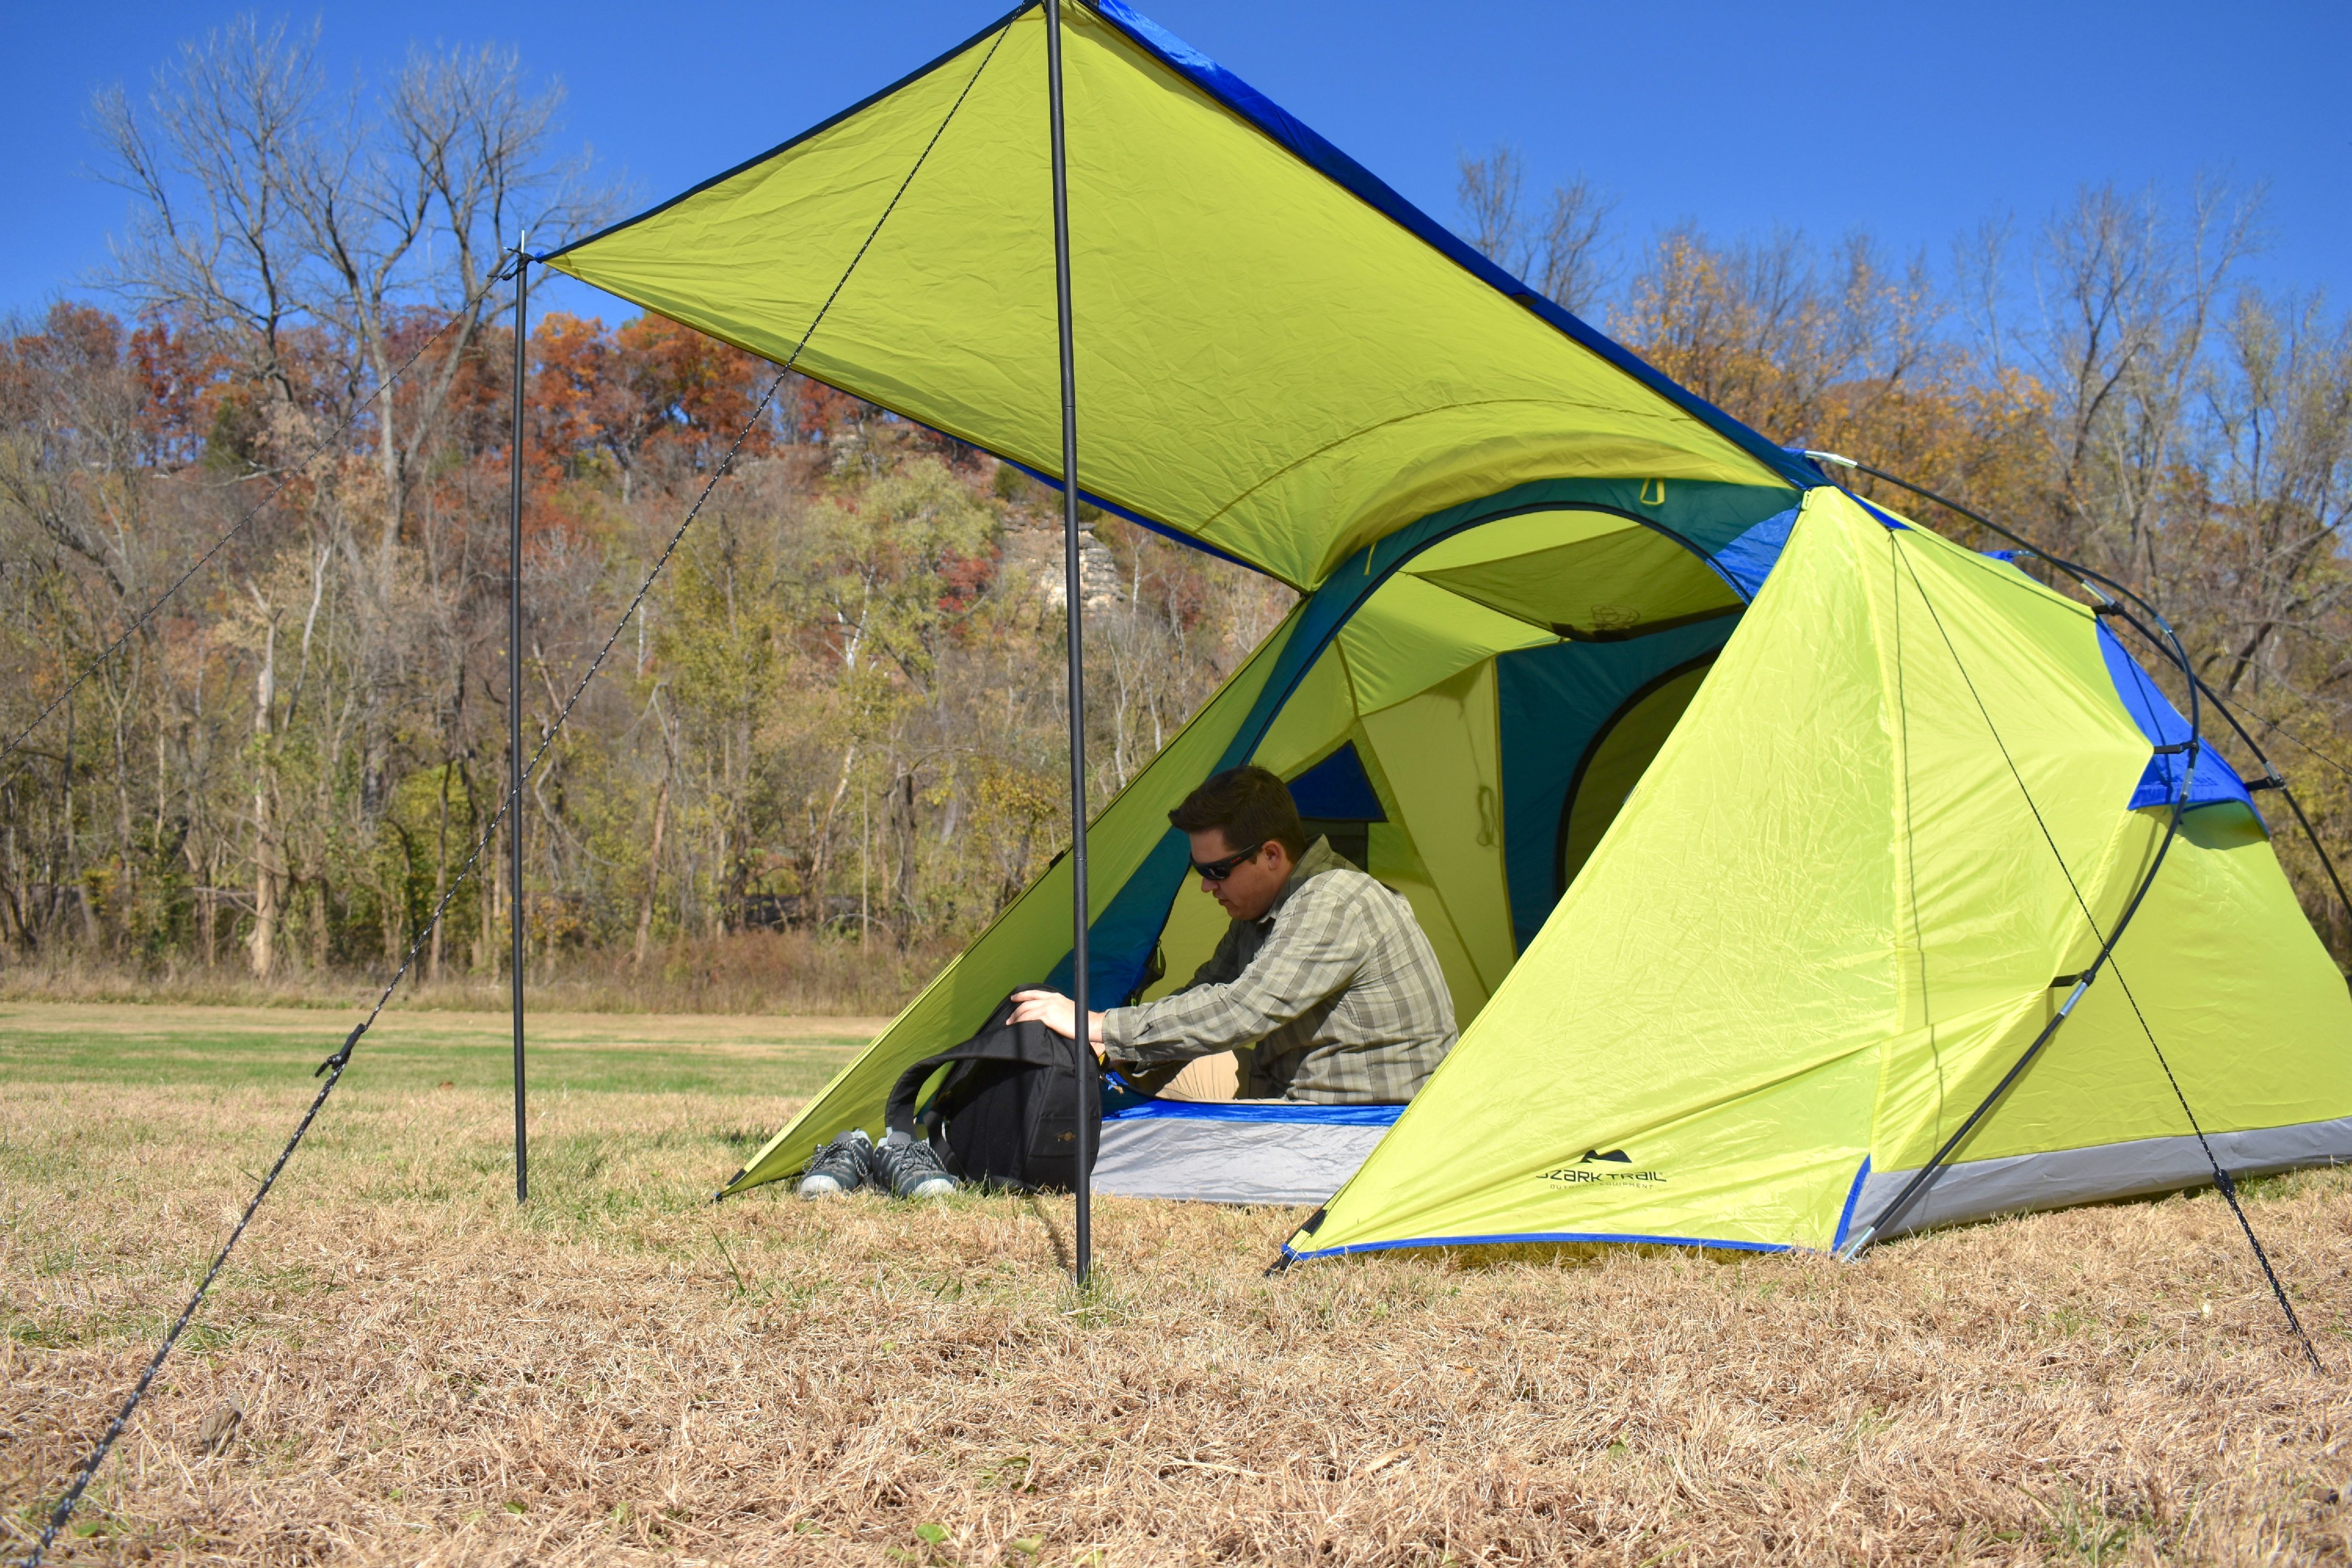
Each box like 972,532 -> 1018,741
1148,1050 -> 1241,1102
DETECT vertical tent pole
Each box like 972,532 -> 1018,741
1044,0 -> 1092,1285
508,238 -> 531,1205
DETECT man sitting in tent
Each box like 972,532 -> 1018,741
797,766 -> 1459,1201
1009,765 -> 1458,1103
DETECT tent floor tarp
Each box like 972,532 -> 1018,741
1855,1115 -> 2352,1242
1092,1099 -> 1401,1205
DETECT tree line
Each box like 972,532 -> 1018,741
1,21 -> 2345,1002
0,19 -> 1285,995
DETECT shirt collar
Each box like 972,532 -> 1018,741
1258,835 -> 1348,926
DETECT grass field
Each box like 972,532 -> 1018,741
4,1002 -> 2349,1565
0,1002 -> 887,1099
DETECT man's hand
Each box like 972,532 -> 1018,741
1010,989 -> 1106,1057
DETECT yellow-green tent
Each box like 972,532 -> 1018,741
547,0 -> 2352,1255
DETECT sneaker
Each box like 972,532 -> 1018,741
795,1129 -> 875,1200
873,1132 -> 959,1200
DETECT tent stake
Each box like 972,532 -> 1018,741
508,237 -> 531,1205
1044,0 -> 1093,1286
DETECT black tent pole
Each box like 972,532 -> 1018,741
508,237 -> 531,1205
1044,0 -> 1092,1286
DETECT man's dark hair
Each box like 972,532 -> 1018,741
1169,765 -> 1306,860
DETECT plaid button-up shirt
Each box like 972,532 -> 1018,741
1100,837 -> 1457,1103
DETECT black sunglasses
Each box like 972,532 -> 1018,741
1190,841 -> 1269,882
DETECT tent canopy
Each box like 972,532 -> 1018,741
544,0 -> 1809,591
545,0 -> 2352,1243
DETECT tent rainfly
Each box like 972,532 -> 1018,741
544,0 -> 2352,1259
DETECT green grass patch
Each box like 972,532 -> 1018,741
0,1003 -> 866,1099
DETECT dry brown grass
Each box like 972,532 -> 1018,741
0,929 -> 954,1018
5,1006 -> 2351,1565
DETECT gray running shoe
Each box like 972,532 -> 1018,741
796,1128 -> 875,1200
873,1131 -> 959,1200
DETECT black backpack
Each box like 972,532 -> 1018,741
884,995 -> 1102,1192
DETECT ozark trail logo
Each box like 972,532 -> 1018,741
1538,1148 -> 1666,1187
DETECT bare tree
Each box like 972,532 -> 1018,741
2016,180 -> 2264,585
1616,224 -> 1945,456
1530,174 -> 1617,318
92,17 -> 318,414
96,21 -> 612,541
80,17 -> 615,981
1457,144 -> 1528,274
2196,291 -> 2352,695
301,42 -> 608,551
1456,145 -> 1618,315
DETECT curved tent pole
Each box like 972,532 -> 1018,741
1843,497 -> 2320,1372
2093,601 -> 2352,938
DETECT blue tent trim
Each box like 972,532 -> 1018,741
1854,496 -> 1912,532
2095,624 -> 2257,817
1283,1228 -> 1795,1263
1092,0 -> 1818,494
1831,1157 -> 1871,1253
1707,504 -> 1801,599
1106,1098 -> 1405,1126
1283,1164 -> 1872,1263
1287,741 -> 1386,821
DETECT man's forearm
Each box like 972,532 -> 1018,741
1102,872 -> 1371,1064
1098,1022 -> 1232,1065
1100,984 -> 1285,1061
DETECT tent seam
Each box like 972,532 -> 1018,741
1887,526 -> 1945,1140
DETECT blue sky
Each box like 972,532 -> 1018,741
7,1 -> 2347,328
